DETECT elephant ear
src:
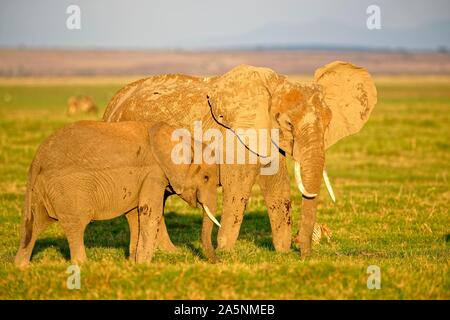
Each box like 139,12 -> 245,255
149,123 -> 194,195
314,61 -> 377,149
208,65 -> 279,158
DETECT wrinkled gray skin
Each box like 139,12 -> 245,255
15,121 -> 219,268
103,62 -> 377,258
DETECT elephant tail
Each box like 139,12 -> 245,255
21,157 -> 41,248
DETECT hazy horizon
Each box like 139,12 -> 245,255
0,0 -> 449,51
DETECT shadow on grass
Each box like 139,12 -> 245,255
239,210 -> 274,250
31,209 -> 274,262
165,210 -> 274,251
32,216 -> 131,260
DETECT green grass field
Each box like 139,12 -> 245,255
0,77 -> 448,299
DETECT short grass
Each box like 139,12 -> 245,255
0,76 -> 448,299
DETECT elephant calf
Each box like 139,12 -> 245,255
15,121 -> 220,268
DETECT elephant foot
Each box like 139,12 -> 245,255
135,246 -> 156,264
273,236 -> 291,253
217,228 -> 240,251
157,236 -> 178,253
68,247 -> 88,265
274,245 -> 291,253
14,257 -> 30,270
207,256 -> 220,264
300,248 -> 311,260
205,251 -> 220,264
71,258 -> 87,265
216,237 -> 235,252
14,249 -> 31,269
71,254 -> 87,265
156,219 -> 178,252
216,246 -> 232,252
135,254 -> 152,264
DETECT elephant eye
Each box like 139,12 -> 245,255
204,175 -> 209,183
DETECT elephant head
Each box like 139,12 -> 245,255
149,123 -> 220,227
207,61 -> 377,256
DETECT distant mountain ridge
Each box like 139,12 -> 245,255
200,19 -> 450,51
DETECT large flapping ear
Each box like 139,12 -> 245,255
314,61 -> 377,149
149,123 -> 193,195
208,64 -> 280,158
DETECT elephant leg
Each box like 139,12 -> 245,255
60,218 -> 89,265
155,196 -> 177,252
125,208 -> 139,261
201,210 -> 218,263
156,218 -> 177,252
15,201 -> 54,268
257,157 -> 292,252
217,164 -> 258,251
135,180 -> 164,263
126,208 -> 176,260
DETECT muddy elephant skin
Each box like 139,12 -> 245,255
15,121 -> 219,268
103,62 -> 377,257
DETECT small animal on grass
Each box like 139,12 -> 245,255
15,121 -> 220,268
294,223 -> 332,247
312,223 -> 332,244
66,95 -> 98,116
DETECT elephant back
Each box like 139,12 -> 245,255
103,74 -> 213,128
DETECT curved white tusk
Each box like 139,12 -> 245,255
203,205 -> 221,228
322,170 -> 336,203
294,162 -> 318,198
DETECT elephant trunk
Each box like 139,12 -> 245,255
293,122 -> 325,258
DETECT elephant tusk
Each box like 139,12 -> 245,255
322,170 -> 336,203
203,205 -> 221,228
294,162 -> 318,199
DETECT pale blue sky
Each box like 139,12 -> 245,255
0,0 -> 449,49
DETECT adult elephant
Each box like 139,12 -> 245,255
103,61 -> 377,258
